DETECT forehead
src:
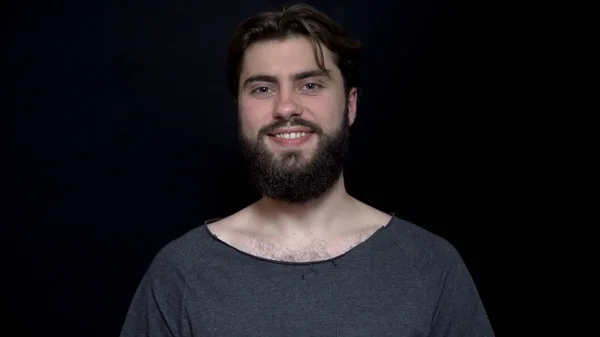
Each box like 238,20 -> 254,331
240,36 -> 339,78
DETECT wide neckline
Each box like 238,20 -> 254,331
203,214 -> 398,266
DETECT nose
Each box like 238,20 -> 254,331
273,91 -> 302,120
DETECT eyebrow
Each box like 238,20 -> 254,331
242,69 -> 331,88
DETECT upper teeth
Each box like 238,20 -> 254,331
276,132 -> 308,139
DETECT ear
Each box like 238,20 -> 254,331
347,87 -> 358,126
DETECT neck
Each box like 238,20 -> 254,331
252,175 -> 356,235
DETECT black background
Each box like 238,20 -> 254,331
7,0 -> 512,335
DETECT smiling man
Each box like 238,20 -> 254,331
119,3 -> 495,336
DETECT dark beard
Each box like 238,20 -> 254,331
239,112 -> 350,203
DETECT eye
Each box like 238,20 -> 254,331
303,83 -> 321,91
251,86 -> 273,95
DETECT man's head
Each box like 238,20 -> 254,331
226,3 -> 360,203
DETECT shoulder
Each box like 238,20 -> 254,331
146,220 -> 228,280
387,215 -> 466,273
151,205 -> 255,268
385,216 -> 481,306
386,218 -> 496,336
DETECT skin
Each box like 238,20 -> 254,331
209,36 -> 391,262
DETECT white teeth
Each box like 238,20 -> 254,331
276,132 -> 308,139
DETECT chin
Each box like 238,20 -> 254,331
278,147 -> 316,160
274,152 -> 317,169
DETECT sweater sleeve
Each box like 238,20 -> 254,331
427,249 -> 495,337
119,247 -> 191,337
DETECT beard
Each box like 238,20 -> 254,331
239,111 -> 350,203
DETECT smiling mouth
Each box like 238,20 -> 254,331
273,132 -> 312,139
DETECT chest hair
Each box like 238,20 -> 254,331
242,231 -> 372,263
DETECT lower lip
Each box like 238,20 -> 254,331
268,133 -> 314,147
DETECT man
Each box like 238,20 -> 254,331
120,3 -> 495,336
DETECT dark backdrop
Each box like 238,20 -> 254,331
7,0 -> 508,335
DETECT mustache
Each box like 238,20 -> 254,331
259,118 -> 323,136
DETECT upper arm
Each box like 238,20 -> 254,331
119,247 -> 191,337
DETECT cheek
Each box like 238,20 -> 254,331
238,106 -> 267,135
306,99 -> 345,132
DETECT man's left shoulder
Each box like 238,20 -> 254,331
385,216 -> 496,336
387,215 -> 466,271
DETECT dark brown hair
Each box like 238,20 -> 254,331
225,3 -> 360,98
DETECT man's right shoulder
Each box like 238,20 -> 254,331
148,219 -> 232,277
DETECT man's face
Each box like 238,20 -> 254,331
237,36 -> 358,202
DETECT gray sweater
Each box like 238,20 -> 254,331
120,215 -> 495,336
